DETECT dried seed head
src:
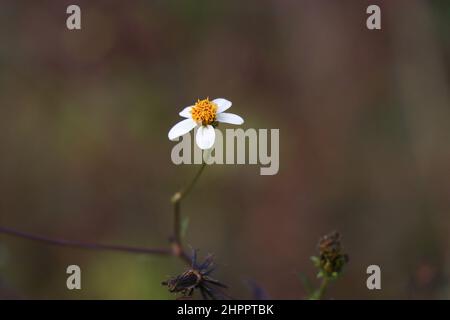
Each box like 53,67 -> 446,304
162,250 -> 228,300
312,231 -> 349,278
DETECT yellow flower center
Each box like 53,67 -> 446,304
190,98 -> 217,125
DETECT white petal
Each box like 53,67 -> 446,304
168,118 -> 197,140
196,125 -> 216,150
213,98 -> 232,113
179,106 -> 193,118
216,112 -> 244,125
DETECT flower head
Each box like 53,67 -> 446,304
168,98 -> 244,149
311,231 -> 349,279
162,250 -> 228,300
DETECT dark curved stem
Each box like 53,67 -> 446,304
0,226 -> 171,256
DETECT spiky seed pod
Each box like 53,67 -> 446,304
162,250 -> 228,300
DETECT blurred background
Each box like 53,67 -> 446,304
0,0 -> 449,299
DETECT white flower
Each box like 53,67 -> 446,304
168,98 -> 244,149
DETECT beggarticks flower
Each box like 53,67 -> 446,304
168,98 -> 244,149
162,250 -> 228,300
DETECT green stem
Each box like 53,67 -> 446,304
174,162 -> 207,203
171,153 -> 208,264
310,277 -> 330,300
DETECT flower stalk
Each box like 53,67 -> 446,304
310,276 -> 330,300
170,155 -> 207,264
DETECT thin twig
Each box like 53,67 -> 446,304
0,226 -> 171,256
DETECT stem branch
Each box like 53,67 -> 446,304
0,226 -> 171,256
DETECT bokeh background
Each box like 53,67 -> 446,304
0,0 -> 449,299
